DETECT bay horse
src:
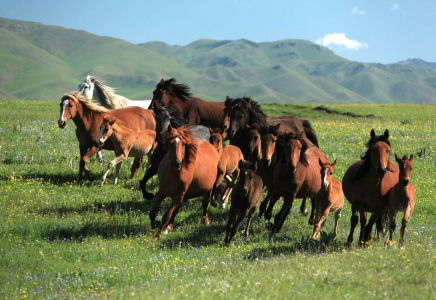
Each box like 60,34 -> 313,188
266,131 -> 328,235
77,75 -> 151,109
311,158 -> 344,240
149,125 -> 219,241
257,125 -> 312,219
224,160 -> 263,246
342,129 -> 398,246
98,116 -> 157,186
209,128 -> 244,209
139,104 -> 211,200
149,78 -> 225,129
385,154 -> 416,248
58,91 -> 155,184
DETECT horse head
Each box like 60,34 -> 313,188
98,115 -> 117,146
228,104 -> 250,138
260,124 -> 280,166
238,160 -> 257,196
151,78 -> 192,110
368,129 -> 393,178
209,128 -> 224,153
153,104 -> 187,141
77,75 -> 96,98
319,158 -> 337,190
284,131 -> 308,174
163,125 -> 196,171
395,153 -> 413,186
58,94 -> 79,128
246,124 -> 262,162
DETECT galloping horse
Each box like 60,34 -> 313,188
385,154 -> 416,248
342,129 -> 398,246
149,78 -> 225,129
77,75 -> 151,109
149,125 -> 219,241
266,132 -> 328,234
58,91 -> 155,184
98,116 -> 156,186
139,105 -> 211,200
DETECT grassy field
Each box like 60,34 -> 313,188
0,99 -> 435,299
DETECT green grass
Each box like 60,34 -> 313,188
0,99 -> 435,299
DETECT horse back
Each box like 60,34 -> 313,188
108,106 -> 156,131
221,145 -> 244,173
187,98 -> 225,129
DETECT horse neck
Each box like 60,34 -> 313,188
71,102 -> 98,132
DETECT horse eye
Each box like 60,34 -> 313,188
68,104 -> 73,108
387,150 -> 390,154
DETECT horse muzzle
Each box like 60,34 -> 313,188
376,167 -> 387,178
58,120 -> 66,129
287,164 -> 297,174
262,158 -> 271,166
172,161 -> 182,170
321,182 -> 329,190
402,179 -> 410,186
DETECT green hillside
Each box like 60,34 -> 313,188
1,17 -> 436,103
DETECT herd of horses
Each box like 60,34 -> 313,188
57,76 -> 417,248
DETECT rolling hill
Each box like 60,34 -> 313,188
1,17 -> 435,103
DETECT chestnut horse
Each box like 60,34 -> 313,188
342,129 -> 398,246
224,160 -> 263,246
149,78 -> 225,129
311,158 -> 344,240
266,132 -> 328,234
58,91 -> 155,184
149,125 -> 219,241
98,116 -> 157,186
385,154 -> 416,248
209,128 -> 244,208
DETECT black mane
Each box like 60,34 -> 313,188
158,78 -> 193,102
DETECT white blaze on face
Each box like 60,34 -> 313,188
99,124 -> 107,144
322,168 -> 329,188
59,99 -> 69,123
175,137 -> 180,144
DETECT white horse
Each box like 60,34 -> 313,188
77,75 -> 152,110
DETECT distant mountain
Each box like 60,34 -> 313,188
1,17 -> 436,103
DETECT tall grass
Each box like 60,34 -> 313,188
0,99 -> 435,299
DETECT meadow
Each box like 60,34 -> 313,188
0,99 -> 435,299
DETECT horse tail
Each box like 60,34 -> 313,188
302,120 -> 319,148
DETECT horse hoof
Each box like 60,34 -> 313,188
153,235 -> 160,241
265,222 -> 273,231
300,209 -> 309,216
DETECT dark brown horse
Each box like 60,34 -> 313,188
342,129 -> 398,246
385,154 -> 416,248
224,160 -> 263,246
266,131 -> 328,234
149,125 -> 219,241
58,91 -> 156,184
149,78 -> 225,129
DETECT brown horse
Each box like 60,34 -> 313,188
224,160 -> 263,246
266,131 -> 328,234
209,128 -> 244,208
342,129 -> 398,246
58,91 -> 156,184
385,154 -> 416,248
149,125 -> 219,241
311,158 -> 344,240
149,78 -> 225,129
98,116 -> 157,186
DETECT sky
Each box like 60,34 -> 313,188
1,0 -> 435,64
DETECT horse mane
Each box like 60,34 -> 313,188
284,133 -> 309,167
92,77 -> 129,109
162,126 -> 198,166
259,125 -> 279,137
154,104 -> 188,128
351,132 -> 391,181
159,78 -> 193,102
62,91 -> 109,114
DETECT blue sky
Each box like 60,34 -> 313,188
1,0 -> 435,64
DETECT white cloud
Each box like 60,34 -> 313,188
352,7 -> 365,15
316,33 -> 368,50
391,3 -> 399,10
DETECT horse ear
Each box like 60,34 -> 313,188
318,158 -> 323,167
370,129 -> 376,139
209,127 -> 214,134
331,159 -> 337,168
409,154 -> 414,162
160,78 -> 165,84
226,95 -> 230,100
395,153 -> 401,163
300,131 -> 306,138
273,124 -> 280,131
384,129 -> 389,139
167,124 -> 173,132
247,96 -> 252,106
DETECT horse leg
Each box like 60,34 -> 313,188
96,150 -> 104,163
130,156 -> 143,180
211,169 -> 225,208
264,192 -> 281,223
139,147 -> 164,200
222,172 -> 238,209
258,188 -> 272,219
163,202 -> 182,235
81,146 -> 100,182
224,207 -> 241,246
331,207 -> 342,238
363,211 -> 381,245
155,193 -> 184,241
385,207 -> 397,247
308,197 -> 315,225
243,206 -> 257,238
149,191 -> 165,230
100,154 -> 126,186
311,202 -> 326,240
201,189 -> 213,225
113,160 -> 123,185
399,206 -> 413,248
347,206 -> 359,247
358,210 -> 367,246
76,145 -> 88,185
272,194 -> 295,235
300,197 -> 309,216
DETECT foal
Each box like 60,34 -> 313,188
311,158 -> 344,240
224,160 -> 263,246
98,116 -> 156,185
385,154 -> 416,247
209,128 -> 244,208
